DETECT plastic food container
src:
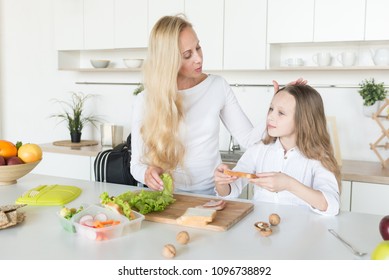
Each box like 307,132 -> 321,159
57,212 -> 76,233
72,205 -> 143,241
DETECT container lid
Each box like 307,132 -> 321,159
15,185 -> 82,206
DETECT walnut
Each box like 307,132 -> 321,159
269,213 -> 281,226
176,231 -> 190,245
162,244 -> 176,258
254,221 -> 273,237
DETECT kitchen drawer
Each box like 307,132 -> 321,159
32,152 -> 93,181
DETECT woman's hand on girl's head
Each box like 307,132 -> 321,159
272,77 -> 308,92
249,172 -> 292,193
144,166 -> 164,191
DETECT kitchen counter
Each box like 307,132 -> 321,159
341,160 -> 389,185
0,174 -> 383,260
41,143 -> 389,185
39,142 -> 104,157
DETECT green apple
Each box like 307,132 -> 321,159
371,240 -> 389,260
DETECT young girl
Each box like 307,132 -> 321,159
214,85 -> 341,216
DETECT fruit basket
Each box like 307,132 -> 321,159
0,160 -> 41,186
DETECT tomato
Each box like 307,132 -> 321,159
17,143 -> 42,163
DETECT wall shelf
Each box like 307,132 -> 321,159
268,41 -> 389,69
271,66 -> 389,71
59,68 -> 141,72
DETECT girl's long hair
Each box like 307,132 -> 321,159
263,85 -> 341,191
141,15 -> 189,171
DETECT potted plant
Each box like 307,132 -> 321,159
358,78 -> 387,117
51,92 -> 100,143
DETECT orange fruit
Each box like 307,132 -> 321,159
0,140 -> 18,159
17,143 -> 42,163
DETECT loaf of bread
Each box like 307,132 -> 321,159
176,207 -> 217,227
223,169 -> 257,179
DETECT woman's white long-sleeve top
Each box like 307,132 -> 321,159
130,75 -> 261,195
218,139 -> 340,216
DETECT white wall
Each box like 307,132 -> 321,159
1,0 -> 388,163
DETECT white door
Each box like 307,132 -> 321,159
84,0 -> 115,50
148,0 -> 185,34
54,0 -> 84,50
267,0 -> 314,43
32,153 -> 92,181
365,0 -> 389,40
114,0 -> 148,48
224,0 -> 267,70
351,182 -> 389,215
340,180 -> 351,211
314,0 -> 365,42
185,0 -> 224,70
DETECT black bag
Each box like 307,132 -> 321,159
94,134 -> 138,185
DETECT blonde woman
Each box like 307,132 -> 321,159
215,85 -> 341,216
131,15 -> 304,195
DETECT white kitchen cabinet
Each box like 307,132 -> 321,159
114,0 -> 148,48
31,153 -> 93,181
267,0 -> 314,43
351,182 -> 389,215
148,0 -> 185,34
56,0 -> 147,51
84,0 -> 115,50
185,0 -> 224,70
54,0 -> 84,50
224,0 -> 267,70
340,180 -> 351,212
314,0 -> 365,42
365,0 -> 389,40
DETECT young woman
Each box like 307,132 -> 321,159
131,14 -> 305,195
215,85 -> 341,216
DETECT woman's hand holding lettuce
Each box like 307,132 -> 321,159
100,173 -> 175,216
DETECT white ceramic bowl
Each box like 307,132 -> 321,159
0,160 -> 41,186
123,59 -> 143,68
90,59 -> 110,68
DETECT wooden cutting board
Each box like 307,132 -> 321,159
145,194 -> 254,231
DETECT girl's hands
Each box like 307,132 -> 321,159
272,77 -> 308,92
144,166 -> 164,191
250,172 -> 294,193
214,164 -> 237,196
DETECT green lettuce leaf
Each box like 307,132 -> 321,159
99,174 -> 175,215
161,173 -> 174,196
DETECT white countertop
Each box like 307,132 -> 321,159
0,174 -> 383,260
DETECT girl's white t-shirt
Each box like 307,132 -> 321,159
219,139 -> 340,216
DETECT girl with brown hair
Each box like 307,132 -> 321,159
215,85 -> 341,215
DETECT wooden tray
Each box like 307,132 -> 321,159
52,140 -> 98,147
145,194 -> 254,231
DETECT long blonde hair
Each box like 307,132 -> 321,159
263,85 -> 342,191
141,15 -> 190,171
